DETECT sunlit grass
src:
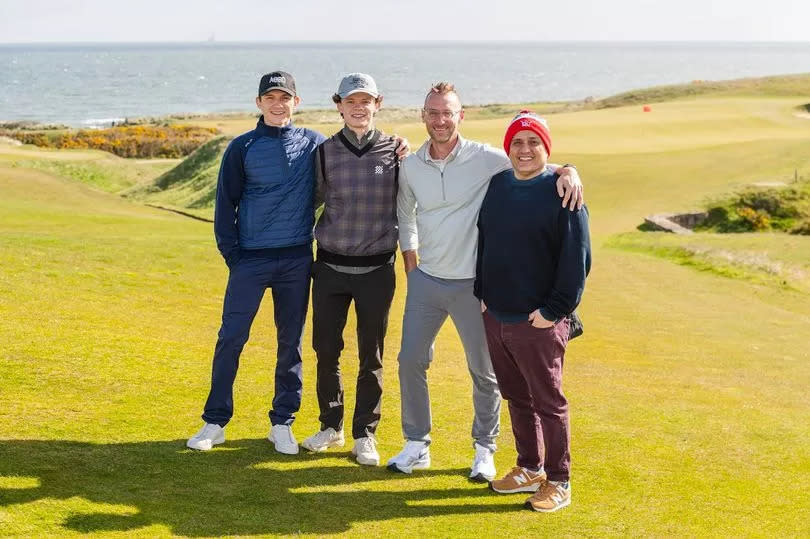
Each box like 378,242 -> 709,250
1,78 -> 809,536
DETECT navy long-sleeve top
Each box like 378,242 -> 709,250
214,116 -> 325,265
474,167 -> 591,323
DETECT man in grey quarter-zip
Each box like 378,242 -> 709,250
388,82 -> 584,482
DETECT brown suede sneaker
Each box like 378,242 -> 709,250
525,480 -> 571,512
489,466 -> 547,493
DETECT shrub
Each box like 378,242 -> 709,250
736,206 -> 771,231
696,183 -> 810,234
0,125 -> 218,158
738,189 -> 802,219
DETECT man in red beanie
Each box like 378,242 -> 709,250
392,85 -> 584,483
475,110 -> 591,512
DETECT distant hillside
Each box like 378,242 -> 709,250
123,136 -> 228,216
595,73 -> 810,109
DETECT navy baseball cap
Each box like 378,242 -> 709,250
258,71 -> 296,97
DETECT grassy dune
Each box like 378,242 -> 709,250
123,136 -> 229,219
1,75 -> 809,536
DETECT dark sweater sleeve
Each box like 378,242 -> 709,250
214,140 -> 246,267
538,206 -> 592,321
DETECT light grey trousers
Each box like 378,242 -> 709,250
397,268 -> 500,451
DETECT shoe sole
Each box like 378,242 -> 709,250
270,444 -> 299,455
186,436 -> 225,451
351,447 -> 380,466
524,497 -> 571,512
469,472 -> 494,483
386,457 -> 430,474
489,482 -> 542,494
302,439 -> 345,452
268,436 -> 300,455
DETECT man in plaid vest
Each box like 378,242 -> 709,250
301,73 -> 407,466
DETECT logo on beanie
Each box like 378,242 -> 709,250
521,120 -> 531,127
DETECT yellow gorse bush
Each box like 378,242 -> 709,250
1,125 -> 219,158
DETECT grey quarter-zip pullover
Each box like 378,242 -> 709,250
397,135 -> 511,279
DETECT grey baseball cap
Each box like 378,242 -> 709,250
336,73 -> 379,99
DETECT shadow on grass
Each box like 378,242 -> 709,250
0,439 -> 516,535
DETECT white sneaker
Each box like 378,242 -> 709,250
386,440 -> 430,474
301,427 -> 345,452
268,424 -> 299,455
352,436 -> 380,466
469,443 -> 496,482
187,423 -> 225,451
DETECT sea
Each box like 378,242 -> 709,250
2,41 -> 810,127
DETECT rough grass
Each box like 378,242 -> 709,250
2,74 -> 810,536
607,231 -> 810,292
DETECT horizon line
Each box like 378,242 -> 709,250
3,39 -> 810,46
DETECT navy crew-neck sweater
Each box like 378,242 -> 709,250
474,167 -> 591,323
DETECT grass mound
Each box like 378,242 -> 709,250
123,135 -> 228,213
697,181 -> 810,234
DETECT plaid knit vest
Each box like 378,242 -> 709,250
315,130 -> 399,264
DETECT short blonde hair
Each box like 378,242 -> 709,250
424,82 -> 461,106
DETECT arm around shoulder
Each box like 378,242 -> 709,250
554,165 -> 584,211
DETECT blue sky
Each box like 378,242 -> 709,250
1,0 -> 808,43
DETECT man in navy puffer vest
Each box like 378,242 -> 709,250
188,71 -> 325,454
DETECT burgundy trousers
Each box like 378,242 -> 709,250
482,310 -> 571,482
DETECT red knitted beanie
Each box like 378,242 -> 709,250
503,110 -> 552,156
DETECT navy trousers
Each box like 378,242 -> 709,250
202,249 -> 312,427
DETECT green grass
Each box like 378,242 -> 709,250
0,145 -> 177,194
2,74 -> 810,536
